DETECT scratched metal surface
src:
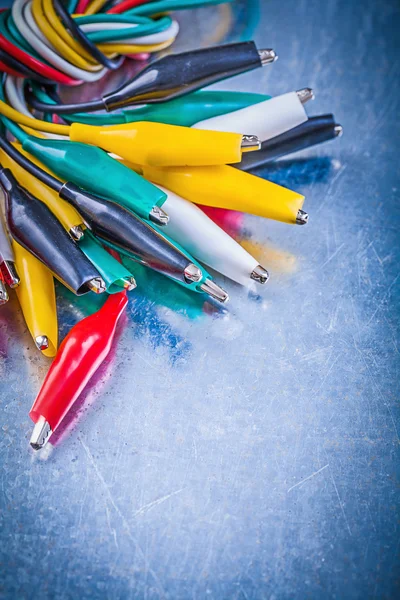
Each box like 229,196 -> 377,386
1,0 -> 399,598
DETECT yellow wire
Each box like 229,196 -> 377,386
40,0 -> 95,64
31,0 -> 101,71
43,0 -> 102,66
0,100 -> 70,136
98,39 -> 175,55
42,0 -> 102,68
84,0 -> 109,16
20,125 -> 46,138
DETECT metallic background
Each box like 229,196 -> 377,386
0,0 -> 399,598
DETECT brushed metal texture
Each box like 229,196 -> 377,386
0,0 -> 399,598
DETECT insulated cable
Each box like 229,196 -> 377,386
25,41 -> 276,113
2,0 -> 236,86
52,0 -> 124,71
0,131 -> 64,190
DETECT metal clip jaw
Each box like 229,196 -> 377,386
30,416 -> 52,451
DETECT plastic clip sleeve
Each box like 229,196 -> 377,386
59,182 -> 210,291
159,185 -> 265,286
138,163 -> 305,225
29,291 -> 128,445
78,230 -> 136,293
12,239 -> 57,357
0,169 -> 103,295
102,42 -> 264,111
0,145 -> 84,235
69,121 -> 250,168
121,90 -> 270,127
193,92 -> 308,142
22,136 -> 167,220
234,114 -> 339,171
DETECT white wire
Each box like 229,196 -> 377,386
23,1 -> 61,51
4,75 -> 69,140
11,0 -> 177,86
80,20 -> 180,45
16,78 -> 68,138
12,0 -> 108,82
5,76 -> 32,118
24,0 -> 106,77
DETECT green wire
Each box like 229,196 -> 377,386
128,0 -> 234,17
67,0 -> 78,12
0,0 -> 237,131
76,14 -> 151,25
0,0 -> 235,65
0,12 -> 43,61
1,118 -> 27,144
0,1 -> 230,54
1,9 -> 168,55
83,17 -> 172,44
5,13 -> 39,56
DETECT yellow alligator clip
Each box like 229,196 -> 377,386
12,240 -> 58,357
69,121 -> 258,167
126,162 -> 306,225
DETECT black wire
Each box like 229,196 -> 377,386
0,47 -> 53,84
26,88 -> 105,114
41,85 -> 63,104
0,134 -> 63,193
53,0 -> 124,71
27,41 -> 263,114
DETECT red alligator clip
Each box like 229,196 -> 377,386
29,291 -> 128,450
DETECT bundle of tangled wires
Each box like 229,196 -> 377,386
0,0 -> 220,85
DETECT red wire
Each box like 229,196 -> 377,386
76,0 -> 92,13
0,34 -> 79,86
107,0 -> 151,15
126,52 -> 150,60
0,2 -> 151,84
0,60 -> 24,78
106,247 -> 123,262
